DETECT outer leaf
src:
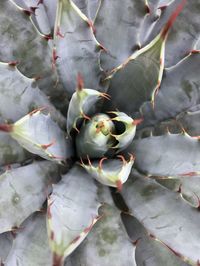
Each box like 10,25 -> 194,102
122,174 -> 200,265
39,0 -> 57,33
73,0 -> 100,20
104,30 -> 165,115
0,0 -> 62,100
81,155 -> 134,190
47,165 -> 101,264
0,62 -> 65,128
147,0 -> 173,10
66,187 -> 136,266
8,109 -> 72,163
12,0 -> 52,35
156,176 -> 200,208
54,0 -> 104,95
0,161 -> 60,233
131,133 -> 200,176
94,0 -> 146,69
104,0 -> 185,115
142,0 -> 200,67
178,110 -> 200,136
122,214 -> 189,266
142,53 -> 200,127
0,232 -> 13,264
0,133 -> 31,166
5,213 -> 53,266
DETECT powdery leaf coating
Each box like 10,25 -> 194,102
81,155 -> 134,190
0,0 -> 64,102
122,175 -> 200,265
0,132 -> 31,167
10,109 -> 72,163
0,232 -> 13,264
156,176 -> 200,208
104,32 -> 165,115
142,0 -> 200,67
54,0 -> 104,96
0,161 -> 60,233
122,214 -> 189,266
0,62 -> 65,128
131,133 -> 200,176
94,0 -> 146,70
73,0 -> 100,21
66,187 -> 136,266
142,53 -> 200,127
47,165 -> 101,264
5,213 -> 53,266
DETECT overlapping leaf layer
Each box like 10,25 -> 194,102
0,0 -> 199,265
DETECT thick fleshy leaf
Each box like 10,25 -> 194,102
131,133 -> 200,176
47,165 -> 101,264
76,113 -> 115,158
54,0 -> 104,95
0,0 -> 62,100
12,0 -> 52,35
67,86 -> 109,134
94,0 -> 146,70
142,53 -> 200,127
109,112 -> 142,151
5,213 -> 53,266
0,62 -> 65,128
0,133 -> 31,166
73,0 -> 100,20
38,0 -> 57,33
156,176 -> 200,208
66,187 -> 136,266
0,161 -> 60,233
147,0 -> 174,10
0,232 -> 13,264
1,109 -> 72,163
177,110 -> 200,136
142,0 -> 200,67
104,30 -> 166,115
122,214 -> 190,266
122,174 -> 200,265
104,1 -> 185,115
81,154 -> 134,190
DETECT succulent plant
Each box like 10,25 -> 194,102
0,0 -> 200,265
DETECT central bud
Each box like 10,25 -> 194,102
76,113 -> 115,159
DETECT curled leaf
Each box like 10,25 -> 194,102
109,111 -> 142,151
81,154 -> 135,190
67,84 -> 109,134
0,108 -> 72,163
76,113 -> 115,158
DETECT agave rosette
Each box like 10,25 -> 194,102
0,0 -> 200,265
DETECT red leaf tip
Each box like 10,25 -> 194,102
116,180 -> 123,192
161,0 -> 187,39
77,73 -> 84,90
0,124 -> 13,133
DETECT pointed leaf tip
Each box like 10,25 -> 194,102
161,0 -> 187,39
77,73 -> 84,91
0,124 -> 13,133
